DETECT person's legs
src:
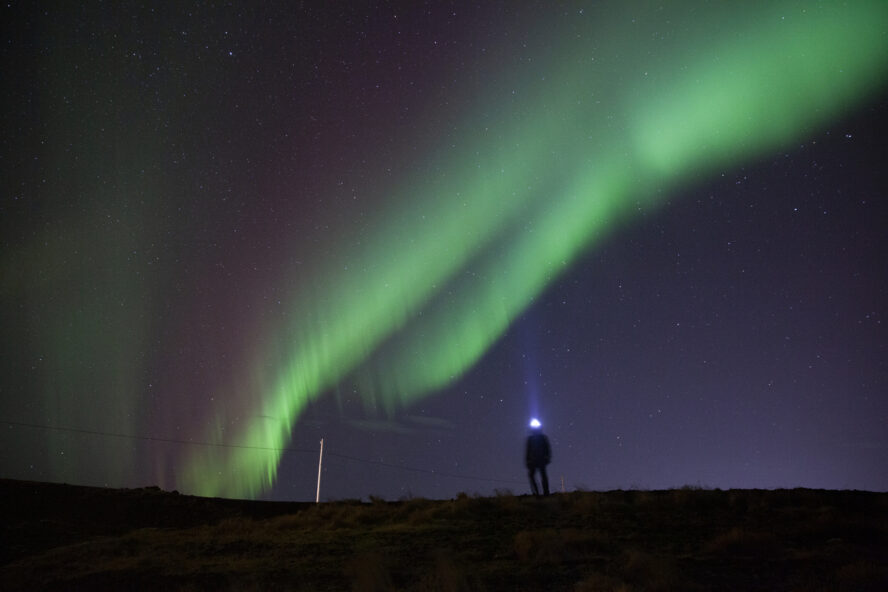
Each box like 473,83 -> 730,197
540,466 -> 550,496
528,467 -> 540,496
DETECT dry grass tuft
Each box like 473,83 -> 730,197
619,548 -> 683,591
703,526 -> 781,558
513,527 -> 610,565
346,551 -> 394,592
514,528 -> 566,564
415,549 -> 482,592
573,571 -> 630,592
833,560 -> 888,592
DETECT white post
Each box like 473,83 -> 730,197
316,438 -> 324,503
561,475 -> 565,493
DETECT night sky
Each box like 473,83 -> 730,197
2,1 -> 886,501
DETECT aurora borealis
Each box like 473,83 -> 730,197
2,2 -> 887,500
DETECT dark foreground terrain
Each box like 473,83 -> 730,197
1,479 -> 886,591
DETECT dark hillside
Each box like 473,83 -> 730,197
0,479 -> 310,564
1,479 -> 886,591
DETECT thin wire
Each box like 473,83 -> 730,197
3,420 -> 319,454
325,450 -> 524,485
3,419 -> 525,486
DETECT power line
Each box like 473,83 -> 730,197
3,420 -> 319,454
3,419 -> 524,486
324,450 -> 523,485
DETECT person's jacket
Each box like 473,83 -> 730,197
525,433 -> 551,468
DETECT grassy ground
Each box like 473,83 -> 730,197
1,479 -> 886,591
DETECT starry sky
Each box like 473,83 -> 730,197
2,1 -> 887,501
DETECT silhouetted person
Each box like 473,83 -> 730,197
525,419 -> 551,496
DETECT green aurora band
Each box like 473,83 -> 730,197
179,1 -> 888,498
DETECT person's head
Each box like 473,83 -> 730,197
529,418 -> 542,432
